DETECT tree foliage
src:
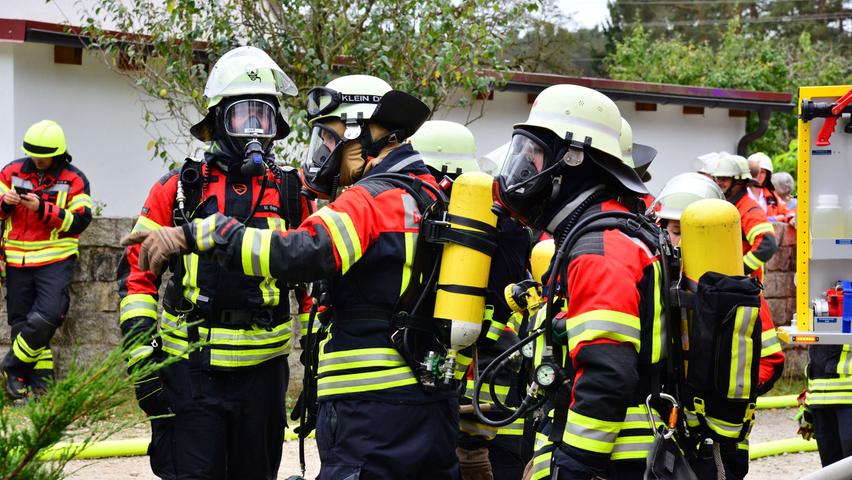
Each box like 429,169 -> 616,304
604,20 -> 850,169
0,335 -> 166,480
77,0 -> 538,164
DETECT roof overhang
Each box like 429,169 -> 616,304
494,71 -> 795,113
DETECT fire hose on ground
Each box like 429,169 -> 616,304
35,395 -> 804,461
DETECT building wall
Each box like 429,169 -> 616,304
5,42 -> 186,217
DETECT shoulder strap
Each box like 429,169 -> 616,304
173,158 -> 204,226
277,166 -> 302,229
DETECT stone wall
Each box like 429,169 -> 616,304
0,218 -> 801,388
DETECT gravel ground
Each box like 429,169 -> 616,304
63,408 -> 822,479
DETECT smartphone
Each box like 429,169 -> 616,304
13,186 -> 32,195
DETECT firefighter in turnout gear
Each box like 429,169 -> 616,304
123,74 -> 464,479
412,120 -> 533,480
493,84 -> 666,479
1,120 -> 92,400
712,153 -> 778,283
652,173 -> 785,479
116,46 -> 311,479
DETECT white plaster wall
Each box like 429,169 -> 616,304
0,44 -> 15,165
9,42 -> 182,216
437,91 -> 746,195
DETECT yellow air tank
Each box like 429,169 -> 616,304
433,172 -> 498,352
680,198 -> 743,284
531,239 -> 555,284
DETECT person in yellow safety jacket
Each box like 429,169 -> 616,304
712,153 -> 778,284
651,172 -> 785,479
116,47 -> 313,479
0,120 -> 92,400
494,84 -> 666,479
122,74 -> 465,479
410,119 -> 533,480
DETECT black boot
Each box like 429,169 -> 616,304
3,370 -> 28,400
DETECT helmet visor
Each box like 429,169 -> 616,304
303,123 -> 345,187
499,132 -> 552,195
224,100 -> 278,138
306,87 -> 383,119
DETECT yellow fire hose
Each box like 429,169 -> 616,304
38,430 -> 314,461
35,395 -> 804,461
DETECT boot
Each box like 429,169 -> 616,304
456,446 -> 493,480
3,370 -> 28,400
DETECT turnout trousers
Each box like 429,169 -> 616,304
812,405 -> 852,467
2,257 -> 75,388
149,354 -> 289,480
316,397 -> 460,479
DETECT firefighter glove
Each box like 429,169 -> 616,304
121,227 -> 190,275
795,389 -> 814,441
134,374 -> 172,417
290,386 -> 317,436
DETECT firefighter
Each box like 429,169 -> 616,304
712,153 -> 778,283
123,74 -> 458,479
652,172 -> 785,479
492,84 -> 664,479
411,120 -> 533,480
116,46 -> 311,479
747,152 -> 789,222
800,342 -> 852,467
0,120 -> 92,400
694,151 -> 723,181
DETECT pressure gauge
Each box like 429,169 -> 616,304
521,341 -> 535,359
535,364 -> 558,387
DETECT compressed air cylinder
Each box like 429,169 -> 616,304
530,239 -> 555,284
433,171 -> 498,351
680,198 -> 743,282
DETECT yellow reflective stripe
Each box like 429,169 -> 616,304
120,294 -> 159,323
317,348 -> 406,374
508,312 -> 523,334
838,346 -> 852,376
182,254 -> 201,303
562,409 -> 621,454
460,418 -> 498,439
0,180 -> 9,193
193,216 -> 217,251
684,409 -> 743,438
127,345 -> 154,367
12,335 -> 43,363
4,238 -> 77,250
566,309 -> 641,352
315,208 -> 362,274
209,344 -> 288,368
486,318 -> 506,341
746,222 -> 775,244
55,190 -> 68,210
496,418 -> 525,436
399,231 -> 415,298
611,435 -> 656,460
132,215 -> 163,234
743,251 -> 764,270
464,379 -> 510,404
258,276 -> 279,306
66,193 -> 92,211
316,365 -> 418,397
205,322 -> 291,346
241,228 -> 272,277
530,447 -> 553,480
807,375 -> 852,405
651,261 -> 665,363
266,217 -> 287,231
299,312 -> 318,335
4,245 -> 78,265
761,328 -> 782,357
729,306 -> 758,399
455,352 -> 471,380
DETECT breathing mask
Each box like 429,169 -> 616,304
216,97 -> 278,175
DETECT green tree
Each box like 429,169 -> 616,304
77,0 -> 538,165
604,22 -> 850,172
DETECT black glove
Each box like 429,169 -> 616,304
134,374 -> 172,417
290,388 -> 317,436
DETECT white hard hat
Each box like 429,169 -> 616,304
653,172 -> 725,220
408,120 -> 479,174
748,152 -> 773,173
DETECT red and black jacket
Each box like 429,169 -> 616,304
0,157 -> 92,267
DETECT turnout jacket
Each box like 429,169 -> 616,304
731,190 -> 777,282
551,198 -> 666,472
0,157 -> 92,267
117,157 -> 312,370
182,145 -> 446,402
807,344 -> 852,407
